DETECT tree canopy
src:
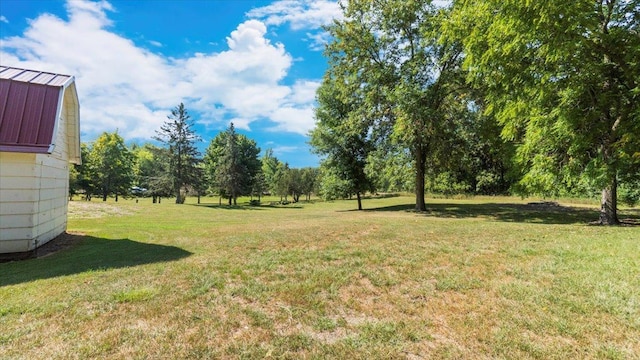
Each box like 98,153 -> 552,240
204,123 -> 261,205
448,0 -> 640,224
89,131 -> 134,202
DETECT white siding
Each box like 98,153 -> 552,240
0,152 -> 38,252
0,88 -> 74,254
32,94 -> 72,250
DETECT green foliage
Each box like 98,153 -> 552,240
319,0 -> 469,211
130,143 -> 173,199
89,131 -> 135,201
365,145 -> 414,193
261,149 -> 282,196
318,170 -> 353,201
426,171 -> 471,197
204,123 -> 261,204
299,167 -> 320,201
449,0 -> 640,223
618,181 -> 640,207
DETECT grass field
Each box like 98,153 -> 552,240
1,195 -> 639,359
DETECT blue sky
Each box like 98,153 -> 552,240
1,0 -> 342,167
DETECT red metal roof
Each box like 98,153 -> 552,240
0,66 -> 74,154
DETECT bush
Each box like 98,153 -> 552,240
619,182 -> 640,207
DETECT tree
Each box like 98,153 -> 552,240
450,0 -> 640,224
132,143 -> 173,203
251,170 -> 267,201
204,123 -> 261,205
70,142 -> 97,200
273,162 -> 291,202
261,149 -> 282,196
300,167 -> 320,201
287,168 -> 305,203
318,168 -> 354,201
310,63 -> 376,211
154,103 -> 201,204
365,145 -> 414,193
323,0 -> 464,211
89,131 -> 134,202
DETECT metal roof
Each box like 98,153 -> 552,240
0,66 -> 76,154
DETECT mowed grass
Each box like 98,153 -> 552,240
1,195 -> 639,359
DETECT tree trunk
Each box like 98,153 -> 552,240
115,193 -> 118,202
228,196 -> 232,205
599,175 -> 619,225
197,195 -> 201,204
102,192 -> 107,202
356,191 -> 363,211
414,147 -> 427,212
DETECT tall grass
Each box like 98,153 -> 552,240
1,195 -> 638,359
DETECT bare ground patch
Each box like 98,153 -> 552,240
68,201 -> 135,219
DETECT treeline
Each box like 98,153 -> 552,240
309,0 -> 639,223
69,104 -> 319,205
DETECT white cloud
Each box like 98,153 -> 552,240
0,0 -> 319,140
0,16 -> 8,24
247,0 -> 342,51
272,145 -> 301,155
246,0 -> 341,30
270,106 -> 316,135
289,80 -> 320,104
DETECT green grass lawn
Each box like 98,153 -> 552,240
1,195 -> 639,359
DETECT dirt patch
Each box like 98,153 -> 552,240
68,201 -> 134,219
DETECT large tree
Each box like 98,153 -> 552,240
204,123 -> 261,205
89,131 -> 134,202
154,103 -> 201,204
323,0 -> 463,211
311,66 -> 376,210
450,0 -> 640,224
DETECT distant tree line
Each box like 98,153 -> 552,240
71,0 -> 640,225
69,103 -> 320,205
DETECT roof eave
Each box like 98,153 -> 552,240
0,145 -> 51,154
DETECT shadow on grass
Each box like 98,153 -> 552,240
0,233 -> 191,287
191,203 -> 304,210
191,203 -> 265,210
365,202 -> 640,225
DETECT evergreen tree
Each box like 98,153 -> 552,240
204,123 -> 261,205
154,103 -> 201,204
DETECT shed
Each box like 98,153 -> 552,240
0,65 -> 81,254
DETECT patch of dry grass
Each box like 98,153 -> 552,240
1,195 -> 638,359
